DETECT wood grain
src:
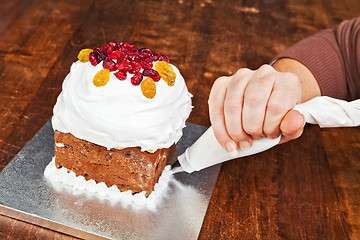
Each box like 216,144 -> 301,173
0,0 -> 359,239
199,125 -> 350,240
0,0 -> 92,170
321,127 -> 360,239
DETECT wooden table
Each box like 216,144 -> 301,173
1,0 -> 359,239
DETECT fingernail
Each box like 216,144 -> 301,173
239,140 -> 251,150
225,141 -> 238,157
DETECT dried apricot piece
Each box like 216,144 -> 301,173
78,48 -> 93,63
93,69 -> 110,87
155,61 -> 176,86
141,77 -> 156,99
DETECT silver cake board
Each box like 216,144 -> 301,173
0,120 -> 221,240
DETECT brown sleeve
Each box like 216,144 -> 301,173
273,17 -> 360,101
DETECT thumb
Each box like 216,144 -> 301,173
279,109 -> 305,144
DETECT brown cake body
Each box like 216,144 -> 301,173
54,130 -> 175,196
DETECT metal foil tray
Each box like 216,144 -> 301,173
0,120 -> 220,239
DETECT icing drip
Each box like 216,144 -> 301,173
44,157 -> 173,211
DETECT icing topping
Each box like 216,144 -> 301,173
52,48 -> 192,151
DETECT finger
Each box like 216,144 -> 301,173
279,127 -> 304,144
208,76 -> 237,155
279,109 -> 305,143
242,65 -> 275,140
223,69 -> 253,149
263,72 -> 301,138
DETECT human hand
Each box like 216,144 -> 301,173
208,64 -> 305,155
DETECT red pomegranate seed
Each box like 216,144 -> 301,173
131,72 -> 143,85
133,55 -> 141,63
109,50 -> 123,60
114,71 -> 127,80
140,59 -> 153,69
116,61 -> 132,72
109,41 -> 121,51
127,51 -> 139,60
143,69 -> 161,81
103,59 -> 117,71
153,52 -> 169,62
120,51 -> 130,61
89,52 -> 99,66
138,48 -> 153,60
122,43 -> 137,52
117,42 -> 124,49
130,61 -> 141,73
103,43 -> 116,56
93,48 -> 107,62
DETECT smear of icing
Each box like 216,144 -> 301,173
44,157 -> 173,211
55,143 -> 65,147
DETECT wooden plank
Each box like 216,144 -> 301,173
321,127 -> 360,239
199,125 -> 350,239
0,0 -> 92,170
0,205 -> 104,239
0,214 -> 78,239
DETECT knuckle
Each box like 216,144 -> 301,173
232,68 -> 254,82
257,64 -> 274,75
209,77 -> 229,105
244,90 -> 268,109
264,127 -> 280,138
243,123 -> 262,136
278,73 -> 301,92
266,98 -> 289,116
211,77 -> 227,92
228,129 -> 245,142
234,68 -> 252,78
214,76 -> 228,85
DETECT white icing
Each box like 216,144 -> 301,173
55,143 -> 65,147
44,157 -> 173,211
52,61 -> 192,151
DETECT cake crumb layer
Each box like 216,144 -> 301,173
54,130 -> 175,196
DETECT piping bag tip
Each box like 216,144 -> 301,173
171,166 -> 185,173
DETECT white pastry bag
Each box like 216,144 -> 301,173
177,96 -> 360,173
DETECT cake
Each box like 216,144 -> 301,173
50,42 -> 192,198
